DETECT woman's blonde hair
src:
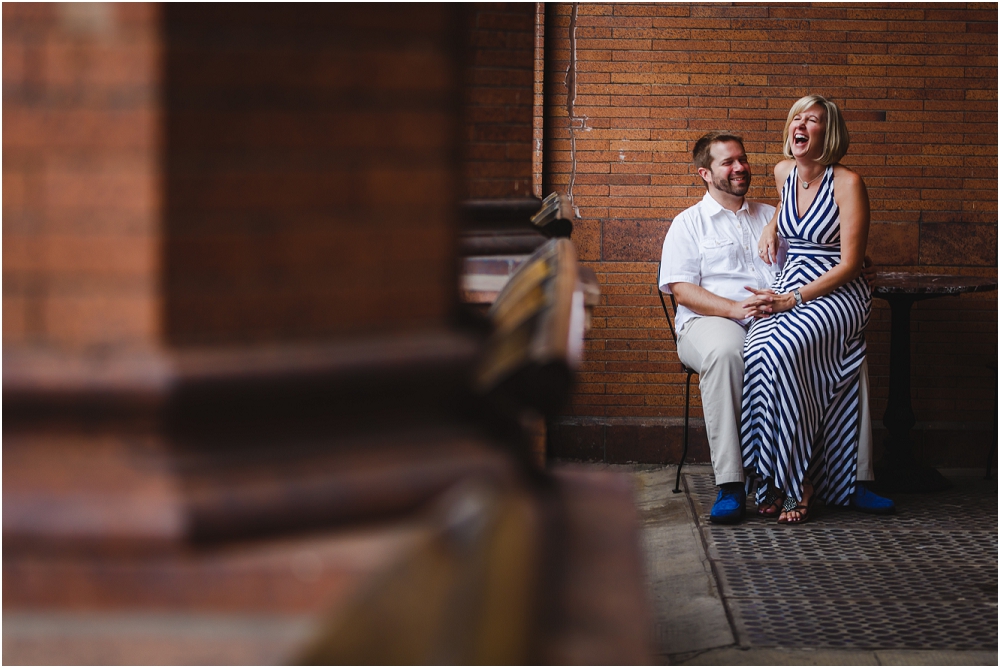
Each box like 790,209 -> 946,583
782,95 -> 850,165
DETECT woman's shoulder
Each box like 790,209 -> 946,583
773,159 -> 795,181
830,164 -> 868,208
831,163 -> 863,187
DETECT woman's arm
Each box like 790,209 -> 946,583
768,165 -> 870,312
758,161 -> 794,264
758,208 -> 780,265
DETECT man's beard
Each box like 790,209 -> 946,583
713,172 -> 750,197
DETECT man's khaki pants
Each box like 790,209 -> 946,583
676,316 -> 874,486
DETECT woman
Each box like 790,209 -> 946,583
741,95 -> 871,524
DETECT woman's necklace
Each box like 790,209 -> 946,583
798,168 -> 824,189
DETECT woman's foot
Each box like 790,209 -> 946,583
756,483 -> 784,518
777,480 -> 813,525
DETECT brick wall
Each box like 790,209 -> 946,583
543,2 -> 998,466
5,4 -> 467,350
5,2 -> 994,468
3,3 -> 162,350
163,4 -> 462,345
462,3 -> 535,199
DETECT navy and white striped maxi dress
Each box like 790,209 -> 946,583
740,165 -> 871,506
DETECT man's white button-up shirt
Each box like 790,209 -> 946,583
658,191 -> 786,337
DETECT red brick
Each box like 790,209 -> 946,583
966,20 -> 998,33
652,39 -> 731,53
5,108 -> 159,151
2,41 -> 30,89
41,159 -> 158,215
43,292 -> 159,348
2,170 -> 30,213
7,234 -> 157,279
915,7 -> 994,23
848,8 -> 926,21
1,293 -> 31,345
868,222 -> 920,266
2,2 -> 57,25
464,4 -> 535,200
40,38 -> 159,90
578,16 -> 654,29
613,5 -> 690,18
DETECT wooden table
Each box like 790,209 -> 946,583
872,272 -> 997,493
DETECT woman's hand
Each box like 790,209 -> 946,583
745,287 -> 795,315
757,215 -> 780,265
739,287 -> 777,319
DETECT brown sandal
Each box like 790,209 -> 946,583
777,502 -> 810,524
777,481 -> 812,525
757,485 -> 784,518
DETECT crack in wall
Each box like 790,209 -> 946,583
562,2 -> 588,219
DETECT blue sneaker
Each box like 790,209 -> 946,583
710,483 -> 746,524
850,483 -> 895,515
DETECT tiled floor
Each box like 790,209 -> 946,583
686,471 -> 998,652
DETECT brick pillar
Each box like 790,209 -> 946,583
3,2 -> 472,545
163,4 -> 462,346
5,3 -> 466,353
4,3 -> 163,351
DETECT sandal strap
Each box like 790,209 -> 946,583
761,486 -> 782,506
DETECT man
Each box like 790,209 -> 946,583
658,131 -> 894,523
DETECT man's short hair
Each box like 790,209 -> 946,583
781,94 -> 850,165
692,132 -> 746,171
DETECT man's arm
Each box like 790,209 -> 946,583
670,281 -> 774,320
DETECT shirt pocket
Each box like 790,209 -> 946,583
701,237 -> 743,275
701,237 -> 736,257
701,237 -> 740,272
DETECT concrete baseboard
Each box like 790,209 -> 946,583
548,417 -> 996,468
548,417 -> 710,465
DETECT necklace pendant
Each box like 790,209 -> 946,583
802,181 -> 809,189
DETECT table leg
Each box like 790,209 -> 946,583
874,294 -> 951,493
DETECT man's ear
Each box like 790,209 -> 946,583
697,166 -> 712,185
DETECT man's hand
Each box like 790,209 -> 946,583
738,287 -> 776,319
744,286 -> 795,315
